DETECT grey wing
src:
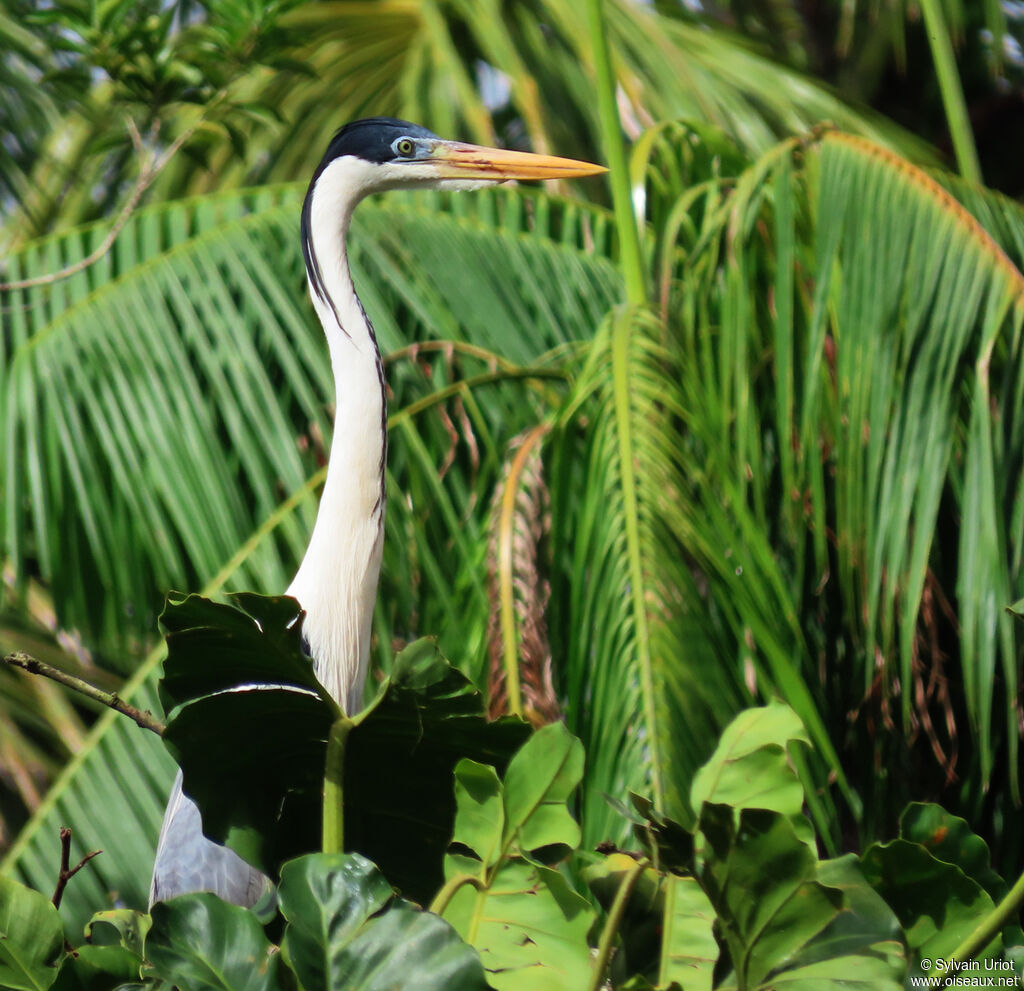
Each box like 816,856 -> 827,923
149,769 -> 269,908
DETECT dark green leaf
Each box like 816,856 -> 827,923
775,855 -> 905,988
698,806 -> 841,989
899,803 -> 1006,901
160,593 -> 325,711
163,686 -> 329,876
278,853 -> 488,991
161,598 -> 529,897
50,946 -> 141,991
341,640 -> 530,902
146,894 -> 282,991
859,839 -> 998,965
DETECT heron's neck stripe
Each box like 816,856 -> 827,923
354,292 -> 389,506
300,186 -> 349,339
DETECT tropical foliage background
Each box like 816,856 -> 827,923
2,0 -> 1024,941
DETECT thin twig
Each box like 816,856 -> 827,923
3,651 -> 165,735
52,827 -> 102,909
0,114 -> 201,292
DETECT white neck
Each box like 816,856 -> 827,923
287,160 -> 387,714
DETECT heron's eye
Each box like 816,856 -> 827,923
395,138 -> 416,157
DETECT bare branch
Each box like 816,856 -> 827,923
3,651 -> 165,735
52,827 -> 102,909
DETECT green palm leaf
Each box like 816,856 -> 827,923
637,125 -> 1024,840
549,307 -> 744,842
816,135 -> 1024,786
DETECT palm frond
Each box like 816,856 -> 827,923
816,134 -> 1024,797
548,307 -> 745,843
639,124 -> 1024,840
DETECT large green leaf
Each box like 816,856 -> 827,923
658,875 -> 718,991
860,839 -> 998,967
342,641 -> 531,902
146,894 -> 283,991
447,725 -> 583,879
442,857 -> 594,991
161,593 -> 529,897
689,701 -> 810,821
160,594 -> 332,877
898,803 -> 1009,904
698,806 -> 842,989
160,592 -> 327,705
0,875 -> 64,991
278,853 -> 488,991
500,722 -> 583,855
445,728 -> 583,874
440,726 -> 594,990
778,855 -> 905,989
697,803 -> 903,989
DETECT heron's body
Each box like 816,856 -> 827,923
150,119 -> 603,907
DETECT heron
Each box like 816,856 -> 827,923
149,118 -> 605,906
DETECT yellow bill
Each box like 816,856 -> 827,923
429,141 -> 608,180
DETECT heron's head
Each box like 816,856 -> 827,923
308,117 -> 606,202
301,118 -> 605,308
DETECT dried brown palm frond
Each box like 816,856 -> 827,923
486,426 -> 559,726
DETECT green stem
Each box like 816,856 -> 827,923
586,0 -> 646,304
919,0 -> 982,184
428,872 -> 481,916
323,717 -> 352,853
587,858 -> 648,991
931,866 -> 1024,977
